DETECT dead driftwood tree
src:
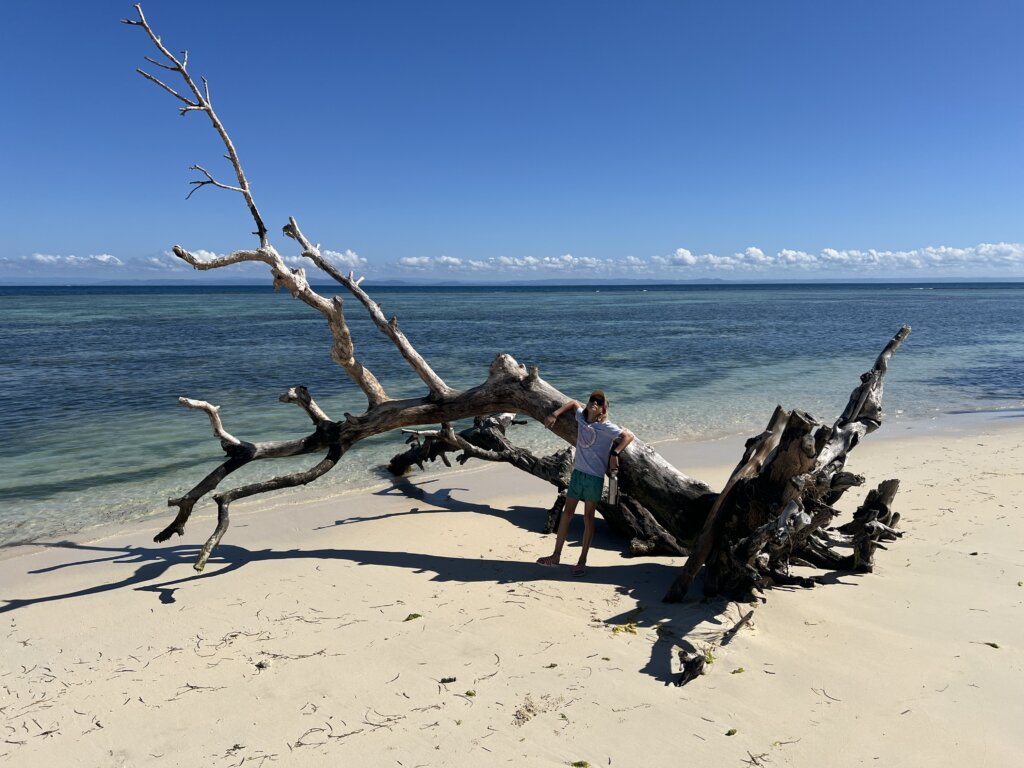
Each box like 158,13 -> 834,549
393,328 -> 910,603
124,5 -> 908,603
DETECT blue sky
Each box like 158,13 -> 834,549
2,0 -> 1023,283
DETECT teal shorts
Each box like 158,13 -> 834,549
567,469 -> 604,502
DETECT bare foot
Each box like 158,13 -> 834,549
573,564 -> 588,577
537,555 -> 560,567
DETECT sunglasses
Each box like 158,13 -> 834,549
588,397 -> 605,406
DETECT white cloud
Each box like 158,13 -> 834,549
777,249 -> 816,266
395,254 -> 475,270
744,246 -> 765,260
323,248 -> 366,269
494,255 -> 540,269
28,252 -> 124,267
146,254 -> 186,271
406,253 -> 627,273
8,241 -> 1024,283
652,248 -> 697,267
282,248 -> 367,272
398,256 -> 433,269
540,254 -> 604,270
386,242 -> 1024,277
653,243 -> 1024,274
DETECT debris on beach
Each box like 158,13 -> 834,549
611,621 -> 638,635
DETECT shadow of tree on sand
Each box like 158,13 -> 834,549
312,476 -> 548,531
0,477 -> 820,684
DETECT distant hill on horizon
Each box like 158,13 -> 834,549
3,276 -> 1023,288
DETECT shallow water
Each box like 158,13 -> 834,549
2,282 -> 1022,544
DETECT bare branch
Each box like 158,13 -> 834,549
129,9 -> 396,409
279,386 -> 331,425
836,324 -> 912,430
327,296 -> 390,406
195,445 -> 344,571
399,427 -> 449,438
186,164 -> 243,199
283,217 -> 454,398
441,425 -> 513,463
194,498 -> 230,572
128,5 -> 186,71
136,68 -> 197,106
178,397 -> 241,446
126,4 -> 268,244
398,423 -> 506,464
173,245 -> 274,271
159,454 -> 250,543
143,54 -> 179,72
393,417 -> 569,485
172,240 -> 391,408
814,324 -> 913,473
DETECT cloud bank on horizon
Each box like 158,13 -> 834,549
397,242 -> 1024,278
5,242 -> 1024,283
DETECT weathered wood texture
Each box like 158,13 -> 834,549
664,325 -> 911,601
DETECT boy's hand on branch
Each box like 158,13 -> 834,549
544,412 -> 558,429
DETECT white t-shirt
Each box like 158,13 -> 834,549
574,407 -> 624,478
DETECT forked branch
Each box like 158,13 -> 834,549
280,386 -> 332,426
194,444 -> 345,571
186,164 -> 244,199
122,3 -> 267,244
283,218 -> 453,398
178,397 -> 241,446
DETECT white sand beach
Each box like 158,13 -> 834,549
2,414 -> 1022,767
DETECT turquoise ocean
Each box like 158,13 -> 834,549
1,283 -> 1022,546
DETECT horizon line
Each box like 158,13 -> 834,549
4,276 -> 1024,289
